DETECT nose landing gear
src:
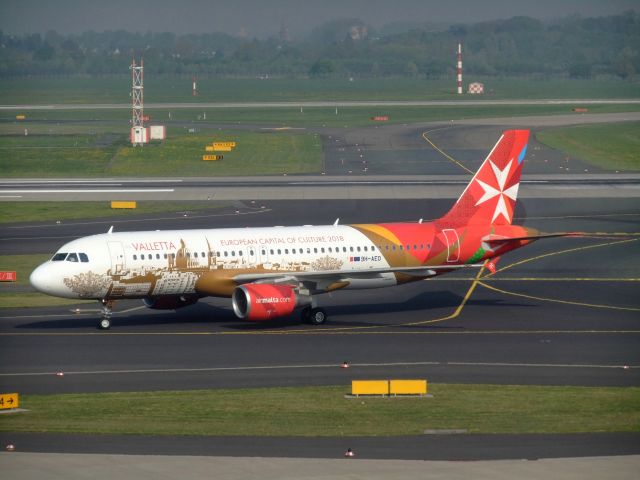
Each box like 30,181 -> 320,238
98,299 -> 114,330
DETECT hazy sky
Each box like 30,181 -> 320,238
1,0 -> 637,37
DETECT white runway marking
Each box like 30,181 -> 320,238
1,360 -> 635,377
0,189 -> 175,194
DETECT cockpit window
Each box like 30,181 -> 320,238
52,253 -> 67,261
79,253 -> 89,263
66,253 -> 79,262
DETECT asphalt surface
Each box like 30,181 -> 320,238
2,99 -> 639,110
1,198 -> 638,398
1,116 -> 639,464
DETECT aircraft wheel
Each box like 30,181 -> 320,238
308,308 -> 327,326
98,318 -> 111,330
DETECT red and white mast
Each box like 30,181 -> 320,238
457,42 -> 463,95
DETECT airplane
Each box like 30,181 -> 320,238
30,129 -> 562,330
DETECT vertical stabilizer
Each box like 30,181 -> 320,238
439,129 -> 529,227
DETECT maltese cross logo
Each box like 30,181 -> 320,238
475,159 -> 519,223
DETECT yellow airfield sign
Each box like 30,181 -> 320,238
0,393 -> 19,410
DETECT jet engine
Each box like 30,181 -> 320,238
143,295 -> 199,310
232,284 -> 305,321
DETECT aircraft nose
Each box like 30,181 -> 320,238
30,263 -> 56,295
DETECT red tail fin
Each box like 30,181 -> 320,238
439,130 -> 529,227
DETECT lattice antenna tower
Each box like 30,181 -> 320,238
131,58 -> 144,145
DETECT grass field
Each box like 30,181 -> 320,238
0,253 -> 90,307
537,122 -> 640,171
1,77 -> 639,105
1,384 -> 638,436
0,129 -> 322,177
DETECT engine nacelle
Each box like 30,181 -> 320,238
143,295 -> 199,310
232,284 -> 301,321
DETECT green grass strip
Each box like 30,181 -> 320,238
537,122 -> 640,171
1,384 -> 638,436
0,129 -> 322,177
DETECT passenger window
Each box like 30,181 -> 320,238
364,246 -> 368,252
350,247 -> 354,252
356,247 -> 361,252
239,251 -> 243,256
399,246 -> 403,251
224,252 -> 228,257
328,247 -> 332,253
79,253 -> 89,262
321,248 -> 325,253
66,253 -> 78,262
164,253 -> 167,259
52,253 -> 67,261
133,255 -> 137,260
231,251 -> 236,257
270,249 -> 274,255
285,249 -> 289,254
156,254 -> 160,260
141,254 -> 145,260
277,249 -> 281,255
307,248 -> 311,254
201,252 -> 205,258
250,250 -> 255,256
314,248 -> 318,253
343,247 -> 347,252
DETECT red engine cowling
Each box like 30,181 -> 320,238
232,284 -> 298,321
143,295 -> 199,310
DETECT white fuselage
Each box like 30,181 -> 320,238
30,224 -> 396,300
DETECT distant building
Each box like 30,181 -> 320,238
350,25 -> 368,41
279,23 -> 290,43
468,82 -> 485,94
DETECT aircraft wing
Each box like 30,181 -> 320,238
232,263 -> 481,286
485,232 -> 579,245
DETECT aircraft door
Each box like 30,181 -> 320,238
247,246 -> 259,266
442,229 -> 460,263
259,246 -> 270,268
107,241 -> 126,274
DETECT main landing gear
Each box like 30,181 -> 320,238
98,299 -> 114,330
301,306 -> 327,325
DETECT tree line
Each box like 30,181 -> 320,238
0,12 -> 638,78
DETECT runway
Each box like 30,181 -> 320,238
2,99 -> 639,111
